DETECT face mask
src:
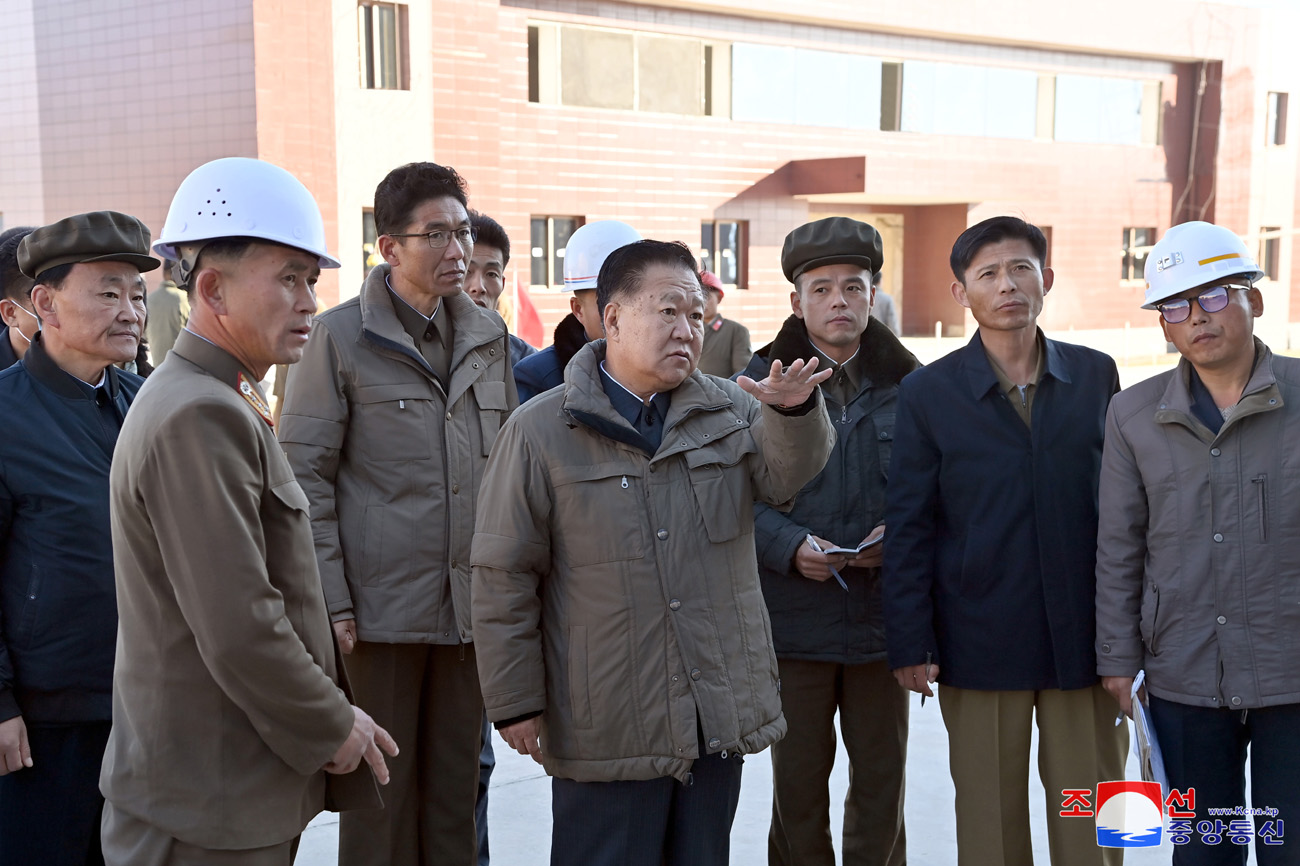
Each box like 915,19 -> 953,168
6,302 -> 38,344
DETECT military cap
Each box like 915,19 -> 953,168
781,217 -> 883,284
18,210 -> 160,280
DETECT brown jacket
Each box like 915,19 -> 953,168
279,265 -> 518,643
1096,341 -> 1300,709
102,330 -> 378,849
471,341 -> 835,783
697,315 -> 751,378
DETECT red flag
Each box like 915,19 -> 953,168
515,276 -> 545,348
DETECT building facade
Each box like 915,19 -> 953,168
3,0 -> 1298,357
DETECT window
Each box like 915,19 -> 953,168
1055,75 -> 1147,145
700,220 -> 747,288
530,216 -> 583,289
1121,227 -> 1155,281
362,210 -> 379,277
1260,227 -> 1281,280
901,61 -> 1038,140
1267,92 -> 1288,146
731,43 -> 881,129
358,2 -> 409,90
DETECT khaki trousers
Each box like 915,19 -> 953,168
938,683 -> 1128,866
100,803 -> 295,866
769,659 -> 908,866
339,642 -> 482,866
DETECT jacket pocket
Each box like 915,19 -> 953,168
473,380 -> 508,456
354,384 -> 434,461
568,625 -> 593,730
551,463 -> 647,566
872,412 -> 896,479
1140,582 -> 1161,656
269,479 -> 311,513
1253,474 -> 1268,543
16,564 -> 42,647
685,435 -> 758,544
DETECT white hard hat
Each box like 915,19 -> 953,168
1142,221 -> 1263,309
155,157 -> 340,272
562,220 -> 642,292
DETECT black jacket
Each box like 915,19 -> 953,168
0,334 -> 142,722
883,332 -> 1120,690
0,326 -> 18,371
743,316 -> 919,663
512,313 -> 588,403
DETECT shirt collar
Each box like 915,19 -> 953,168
599,361 -> 670,426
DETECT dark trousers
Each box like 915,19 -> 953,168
549,747 -> 744,866
339,642 -> 483,866
0,720 -> 110,866
769,659 -> 908,866
477,712 -> 494,866
1149,695 -> 1300,866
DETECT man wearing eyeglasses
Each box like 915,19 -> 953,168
1096,221 -> 1299,865
280,161 -> 518,866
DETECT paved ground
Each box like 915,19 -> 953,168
296,696 -> 1243,865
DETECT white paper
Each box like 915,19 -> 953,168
1130,670 -> 1170,800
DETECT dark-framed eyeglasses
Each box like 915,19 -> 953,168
1156,284 -> 1250,325
388,225 -> 477,250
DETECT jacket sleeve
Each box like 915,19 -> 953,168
745,390 -> 835,511
141,403 -> 355,775
1094,398 -> 1147,677
881,378 -> 941,670
753,501 -> 810,576
0,475 -> 18,722
470,415 -> 552,723
278,324 -> 354,620
730,324 -> 753,380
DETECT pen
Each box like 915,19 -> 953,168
805,534 -> 849,592
922,651 -> 933,707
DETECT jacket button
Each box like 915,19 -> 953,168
707,737 -> 721,750
446,411 -> 452,420
451,560 -> 458,569
1101,644 -> 1111,653
489,348 -> 496,355
1231,696 -> 1242,706
690,668 -> 701,680
1217,615 -> 1227,624
671,675 -> 679,683
473,362 -> 480,369
657,529 -> 669,540
452,484 -> 460,494
879,431 -> 889,440
1211,448 -> 1221,456
1213,533 -> 1224,543
669,598 -> 681,611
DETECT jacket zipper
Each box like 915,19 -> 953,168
1253,475 -> 1268,542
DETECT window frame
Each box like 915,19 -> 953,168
1121,226 -> 1156,283
358,2 -> 410,91
530,215 -> 585,290
700,219 -> 748,290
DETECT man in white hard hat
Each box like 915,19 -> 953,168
513,219 -> 641,402
101,157 -> 394,865
1096,221 -> 1299,863
279,162 -> 517,866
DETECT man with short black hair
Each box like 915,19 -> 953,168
467,211 -> 536,367
743,217 -> 919,866
281,162 -> 518,866
473,239 -> 835,866
0,227 -> 37,369
884,216 -> 1126,866
0,211 -> 155,866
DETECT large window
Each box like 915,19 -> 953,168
700,220 -> 747,289
530,216 -> 583,289
359,2 -> 409,90
901,61 -> 1038,140
1260,227 -> 1281,281
731,44 -> 882,129
1121,227 -> 1155,282
1267,92 -> 1289,146
1055,75 -> 1155,145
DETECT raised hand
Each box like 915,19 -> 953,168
737,357 -> 832,409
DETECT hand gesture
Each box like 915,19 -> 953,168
737,358 -> 832,409
326,706 -> 399,784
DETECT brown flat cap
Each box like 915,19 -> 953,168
18,210 -> 160,280
781,217 -> 883,284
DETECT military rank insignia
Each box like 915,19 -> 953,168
237,372 -> 275,428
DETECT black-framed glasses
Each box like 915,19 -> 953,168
1156,284 -> 1250,324
388,225 -> 477,250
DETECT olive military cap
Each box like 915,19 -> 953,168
18,211 -> 160,280
781,217 -> 884,284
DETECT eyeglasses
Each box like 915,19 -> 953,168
388,225 -> 477,250
1156,284 -> 1249,324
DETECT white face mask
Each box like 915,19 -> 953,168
6,301 -> 38,344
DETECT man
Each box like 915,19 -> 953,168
0,212 -> 152,866
466,210 -> 536,371
0,227 -> 37,369
472,239 -> 836,866
697,269 -> 751,378
101,157 -> 393,865
145,259 -> 190,365
742,218 -> 919,866
280,161 -> 517,866
869,270 -> 900,336
1096,221 -> 1299,865
513,219 -> 640,401
884,216 -> 1126,866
